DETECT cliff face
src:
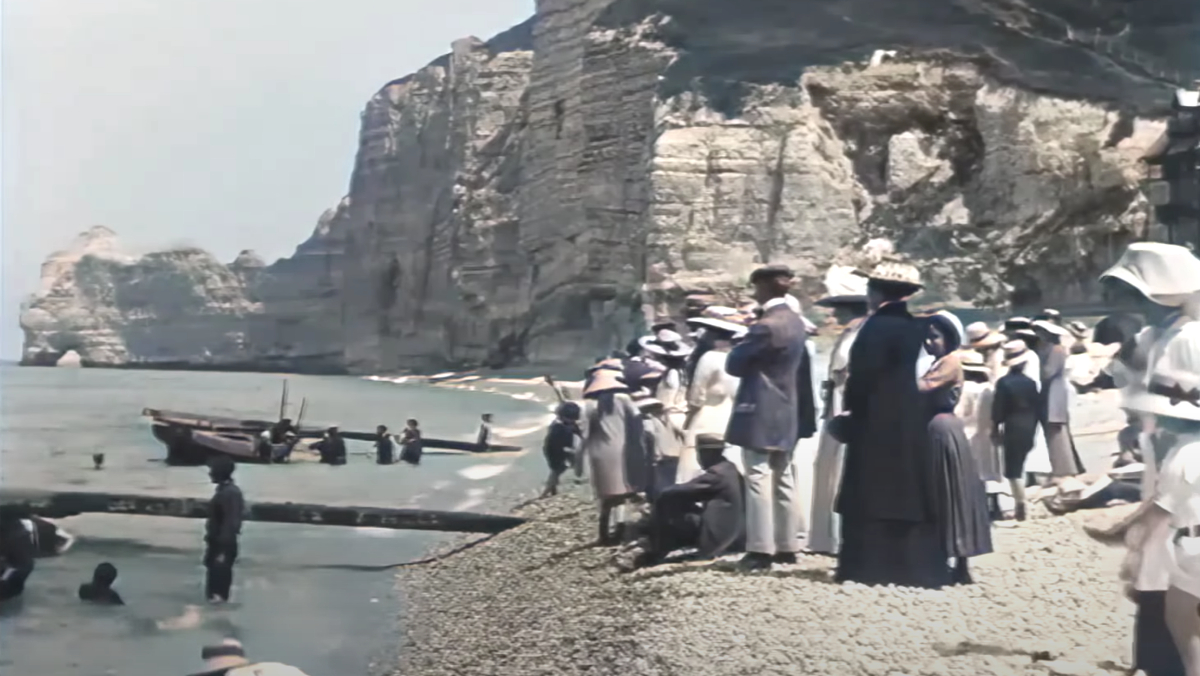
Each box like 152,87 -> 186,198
23,0 -> 1197,372
339,0 -> 1190,371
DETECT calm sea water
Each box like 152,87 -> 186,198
0,365 -> 553,676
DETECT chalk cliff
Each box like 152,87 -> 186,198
22,0 -> 1197,372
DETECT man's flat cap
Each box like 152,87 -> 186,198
749,265 -> 795,283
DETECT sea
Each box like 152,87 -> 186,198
0,364 -> 555,676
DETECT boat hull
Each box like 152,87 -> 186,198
151,423 -> 309,466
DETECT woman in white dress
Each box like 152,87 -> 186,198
679,318 -> 747,483
807,294 -> 869,555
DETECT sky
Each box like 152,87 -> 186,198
0,0 -> 533,359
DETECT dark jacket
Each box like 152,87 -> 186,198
657,459 -> 745,559
724,303 -> 810,451
992,369 -> 1040,451
1038,343 -> 1070,424
314,436 -> 346,465
836,301 -> 932,522
205,481 -> 244,548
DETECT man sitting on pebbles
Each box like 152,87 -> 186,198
633,434 -> 745,569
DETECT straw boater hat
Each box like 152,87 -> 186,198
1014,328 -> 1037,340
639,329 -> 693,358
1032,320 -> 1070,338
959,350 -> 992,380
859,261 -> 923,288
583,369 -> 628,396
191,639 -> 250,675
965,321 -> 1005,349
1099,242 -> 1200,307
1068,320 -> 1089,339
1040,308 -> 1062,322
1002,340 -> 1033,368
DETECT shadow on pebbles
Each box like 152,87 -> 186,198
385,494 -> 1135,676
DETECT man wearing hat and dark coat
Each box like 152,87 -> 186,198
724,264 -> 815,570
636,433 -> 746,567
833,262 -> 949,588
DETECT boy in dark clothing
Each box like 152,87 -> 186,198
375,425 -> 395,465
79,562 -> 124,605
991,341 -> 1042,521
313,426 -> 346,466
542,403 -> 581,497
204,457 -> 244,603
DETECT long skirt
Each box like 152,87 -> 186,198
1044,423 -> 1083,477
930,414 -> 993,559
836,515 -> 950,589
1136,590 -> 1186,676
808,423 -> 845,554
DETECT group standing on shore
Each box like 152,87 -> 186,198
544,241 -> 1200,676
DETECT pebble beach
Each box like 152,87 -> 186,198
384,491 -> 1138,676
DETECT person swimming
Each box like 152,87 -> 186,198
78,562 -> 124,605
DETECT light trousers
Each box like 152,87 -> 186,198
743,446 -> 801,555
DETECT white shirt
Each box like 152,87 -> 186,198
1136,434 -> 1200,592
1160,437 -> 1200,598
686,349 -> 739,436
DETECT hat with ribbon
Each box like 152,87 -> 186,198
965,322 -> 1005,349
1002,340 -> 1033,368
860,261 -> 923,288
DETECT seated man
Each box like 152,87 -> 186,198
635,434 -> 745,567
79,562 -> 125,605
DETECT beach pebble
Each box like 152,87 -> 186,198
380,495 -> 1132,676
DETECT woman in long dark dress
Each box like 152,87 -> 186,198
918,311 -> 994,584
399,419 -> 423,466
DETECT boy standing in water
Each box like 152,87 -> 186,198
476,413 -> 494,452
204,457 -> 244,604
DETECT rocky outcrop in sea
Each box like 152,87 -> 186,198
21,0 -> 1197,372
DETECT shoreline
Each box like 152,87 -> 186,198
379,492 -> 1138,676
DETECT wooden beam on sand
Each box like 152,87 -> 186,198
0,489 -> 526,534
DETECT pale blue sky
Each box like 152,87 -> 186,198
1,0 -> 533,358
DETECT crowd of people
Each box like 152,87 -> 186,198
545,242 -> 1200,676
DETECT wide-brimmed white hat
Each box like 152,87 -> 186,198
639,329 -> 692,357
1100,242 -> 1200,307
1068,320 -> 1089,339
959,350 -> 992,379
685,316 -> 748,338
965,322 -> 1005,349
1002,340 -> 1033,367
583,369 -> 628,396
1032,320 -> 1069,337
191,639 -> 251,675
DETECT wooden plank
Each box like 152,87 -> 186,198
0,489 -> 526,534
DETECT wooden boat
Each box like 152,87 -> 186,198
151,421 -> 315,466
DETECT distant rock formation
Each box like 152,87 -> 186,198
20,202 -> 348,371
22,0 -> 1197,373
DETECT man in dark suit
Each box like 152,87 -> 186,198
725,265 -> 815,570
